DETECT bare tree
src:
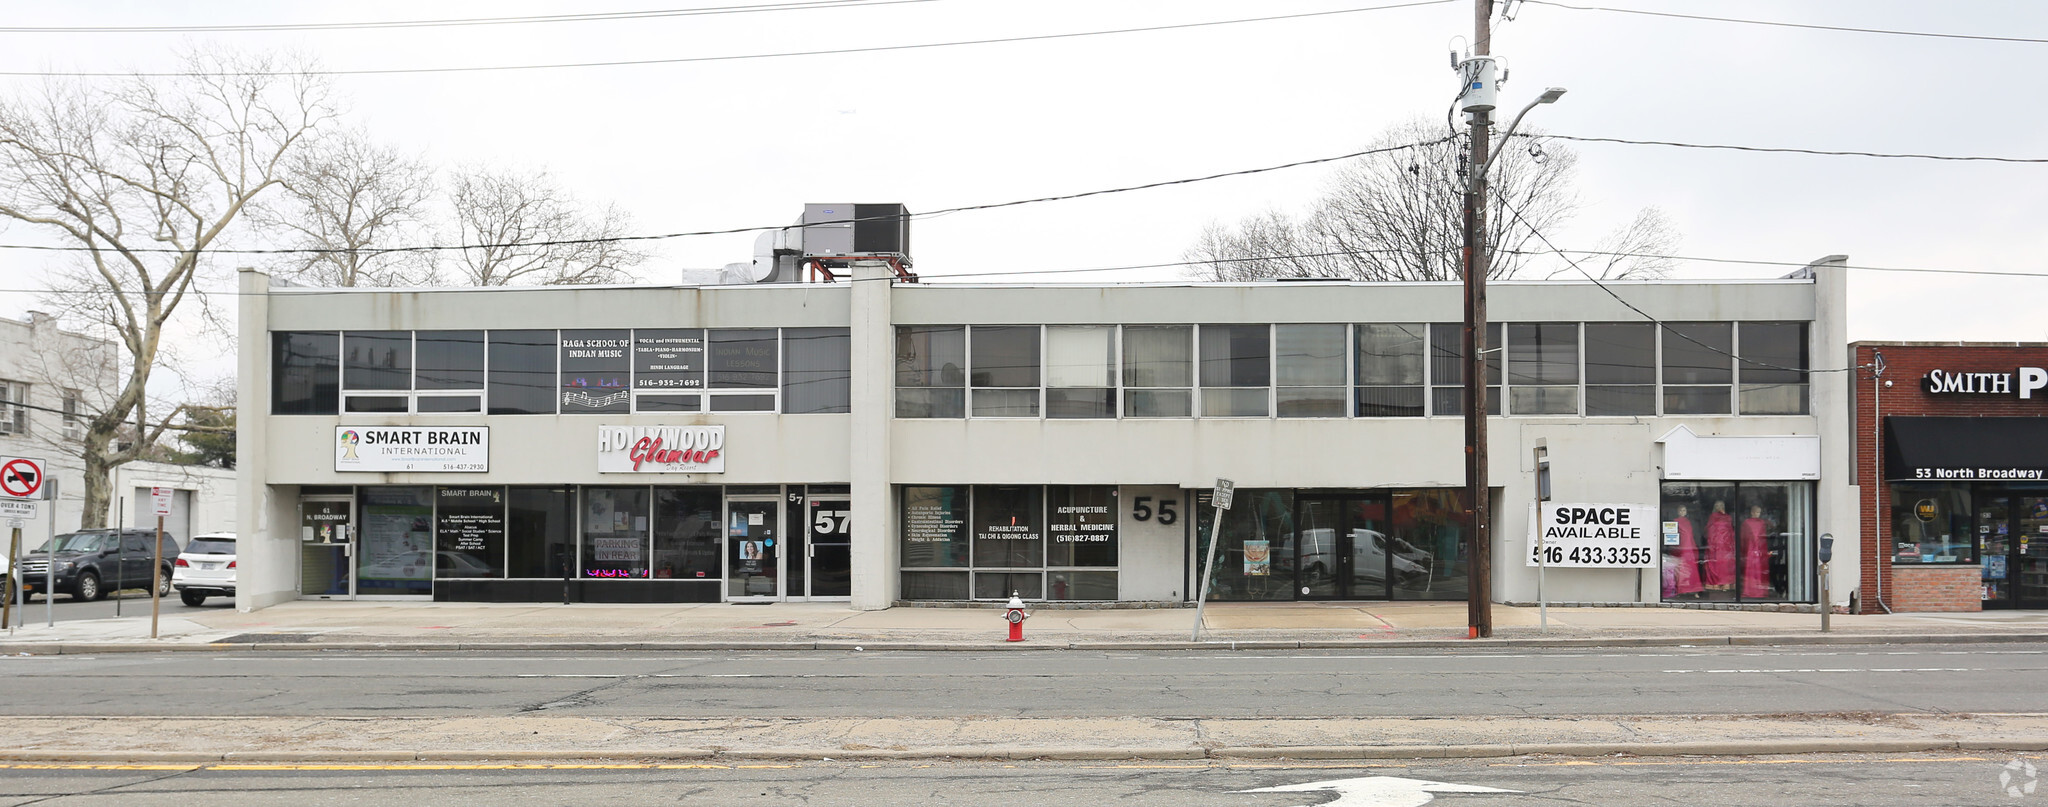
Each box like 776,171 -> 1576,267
1187,118 -> 1674,281
443,166 -> 646,286
0,49 -> 333,526
256,127 -> 436,287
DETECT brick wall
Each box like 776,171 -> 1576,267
1852,342 -> 2048,613
1886,565 -> 1984,612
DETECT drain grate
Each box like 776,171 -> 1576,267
218,633 -> 319,644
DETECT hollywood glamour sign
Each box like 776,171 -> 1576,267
597,425 -> 725,473
1923,367 -> 2048,398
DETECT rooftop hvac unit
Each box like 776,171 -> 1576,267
800,203 -> 910,258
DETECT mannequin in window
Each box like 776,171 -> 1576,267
1664,504 -> 1704,598
1740,504 -> 1774,598
1703,500 -> 1737,591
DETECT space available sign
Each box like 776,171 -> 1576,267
597,425 -> 725,473
1527,502 -> 1658,568
335,427 -> 489,472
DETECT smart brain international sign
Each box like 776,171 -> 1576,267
1526,502 -> 1658,568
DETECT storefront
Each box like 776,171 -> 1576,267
1854,342 -> 2048,612
236,258 -> 1855,611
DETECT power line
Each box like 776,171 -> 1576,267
1492,197 -> 1851,375
0,137 -> 1452,256
1539,134 -> 2048,164
0,0 -> 931,34
0,1 -> 1454,78
1501,249 -> 2048,280
1521,0 -> 2048,45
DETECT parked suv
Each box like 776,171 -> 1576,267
172,533 -> 236,606
16,529 -> 179,603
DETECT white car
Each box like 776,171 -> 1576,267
171,532 -> 236,606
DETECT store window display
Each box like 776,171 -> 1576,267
1660,482 -> 1813,603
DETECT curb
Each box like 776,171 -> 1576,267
4,632 -> 2048,655
5,738 -> 2048,764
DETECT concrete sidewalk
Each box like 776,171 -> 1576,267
4,600 -> 2047,652
3,713 -> 2044,763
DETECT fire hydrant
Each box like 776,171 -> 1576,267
1002,592 -> 1030,642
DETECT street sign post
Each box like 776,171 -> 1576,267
1191,478 -> 1235,641
0,457 -> 46,500
150,487 -> 171,638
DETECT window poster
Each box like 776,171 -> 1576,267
561,329 -> 631,413
358,501 -> 432,582
1243,539 -> 1271,576
435,488 -> 504,578
634,329 -> 704,391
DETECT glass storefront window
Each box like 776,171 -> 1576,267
901,570 -> 969,600
1389,489 -> 1469,600
1045,485 -> 1117,566
273,332 -> 339,415
900,486 -> 971,568
434,487 -> 505,579
1048,570 -> 1117,601
973,485 -> 1043,568
507,487 -> 574,578
1195,488 -> 1297,602
653,487 -> 722,580
1660,481 -> 1814,602
582,487 -> 650,578
356,486 -> 434,595
1889,483 -> 1975,564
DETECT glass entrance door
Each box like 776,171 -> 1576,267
2015,496 -> 2048,609
806,497 -> 852,598
1295,496 -> 1387,600
726,498 -> 781,600
299,498 -> 353,598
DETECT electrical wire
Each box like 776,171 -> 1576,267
1520,0 -> 2048,46
1499,249 -> 2048,280
0,136 -> 1453,256
0,1 -> 1455,78
1492,195 -> 1851,375
1537,134 -> 2048,164
0,0 -> 933,34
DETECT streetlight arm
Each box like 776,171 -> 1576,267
1480,87 -> 1565,183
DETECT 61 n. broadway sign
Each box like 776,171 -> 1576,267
1923,366 -> 2048,398
1526,502 -> 1658,568
335,427 -> 489,472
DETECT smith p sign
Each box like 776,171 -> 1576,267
1923,367 -> 2048,399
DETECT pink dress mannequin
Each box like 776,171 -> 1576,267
1671,507 -> 1703,596
1703,501 -> 1737,589
1740,506 -> 1773,598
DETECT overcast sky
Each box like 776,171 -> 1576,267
1,0 -> 2044,385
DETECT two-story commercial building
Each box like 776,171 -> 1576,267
233,257 -> 1856,612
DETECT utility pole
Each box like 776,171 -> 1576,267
1461,0 -> 1496,639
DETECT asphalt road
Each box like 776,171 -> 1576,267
3,644 -> 2045,718
0,754 -> 2036,806
2,588 -> 219,627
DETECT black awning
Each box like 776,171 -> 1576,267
1884,416 -> 2048,482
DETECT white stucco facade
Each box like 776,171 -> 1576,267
235,260 -> 1854,613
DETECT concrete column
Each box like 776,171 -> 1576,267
847,260 -> 897,610
1809,255 -> 1857,610
235,268 -> 289,612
